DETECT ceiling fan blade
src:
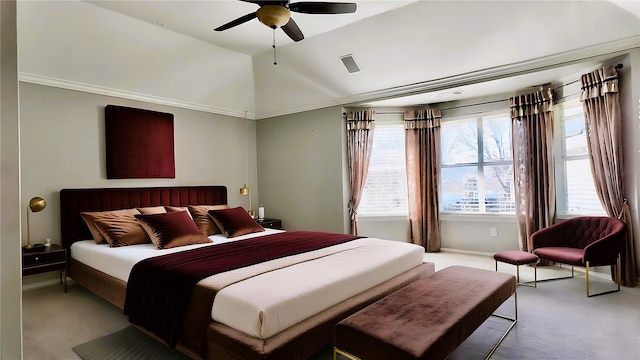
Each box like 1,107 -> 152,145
214,12 -> 258,31
289,2 -> 357,14
282,17 -> 304,41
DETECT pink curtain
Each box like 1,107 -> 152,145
404,109 -> 441,251
510,89 -> 556,253
580,66 -> 637,286
346,111 -> 376,235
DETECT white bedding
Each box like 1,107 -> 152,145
70,228 -> 285,281
71,231 -> 425,339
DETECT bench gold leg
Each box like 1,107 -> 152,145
488,289 -> 517,359
334,347 -> 361,360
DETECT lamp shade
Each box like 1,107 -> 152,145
29,197 -> 46,213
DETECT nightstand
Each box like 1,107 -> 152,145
256,218 -> 282,230
22,244 -> 67,292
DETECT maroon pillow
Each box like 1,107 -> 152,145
135,211 -> 210,249
208,207 -> 265,238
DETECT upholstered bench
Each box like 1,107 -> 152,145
334,266 -> 517,360
494,250 -> 538,287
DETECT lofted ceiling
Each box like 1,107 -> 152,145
19,1 -> 640,118
86,1 -> 420,56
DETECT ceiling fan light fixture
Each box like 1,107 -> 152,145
257,5 -> 291,29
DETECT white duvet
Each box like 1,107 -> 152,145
71,231 -> 425,339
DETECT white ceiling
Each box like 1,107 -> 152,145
83,0 -> 640,111
86,1 -> 419,56
19,1 -> 639,117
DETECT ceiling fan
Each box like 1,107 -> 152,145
214,1 -> 357,42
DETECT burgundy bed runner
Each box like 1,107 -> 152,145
124,231 -> 362,347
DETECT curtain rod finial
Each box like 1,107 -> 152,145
615,63 -> 623,70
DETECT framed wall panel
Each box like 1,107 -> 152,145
105,105 -> 175,179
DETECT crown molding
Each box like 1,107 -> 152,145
18,73 -> 255,119
18,36 -> 639,121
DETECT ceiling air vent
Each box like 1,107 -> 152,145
340,54 -> 361,74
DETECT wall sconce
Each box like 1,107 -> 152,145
25,196 -> 46,249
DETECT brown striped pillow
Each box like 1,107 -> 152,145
137,206 -> 167,215
92,214 -> 151,247
188,204 -> 229,235
81,208 -> 141,244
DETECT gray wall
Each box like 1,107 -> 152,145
19,83 -> 259,286
256,106 -> 348,233
256,52 -> 640,268
1,1 -> 23,358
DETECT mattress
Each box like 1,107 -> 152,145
70,228 -> 285,281
71,231 -> 425,339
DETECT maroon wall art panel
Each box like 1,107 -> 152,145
105,105 -> 175,179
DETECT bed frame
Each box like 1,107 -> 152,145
60,186 -> 433,360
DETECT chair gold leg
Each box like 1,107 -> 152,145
586,261 -> 590,297
586,255 -> 622,297
617,254 -> 622,290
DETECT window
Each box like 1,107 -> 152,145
440,114 -> 515,214
357,92 -> 605,219
358,122 -> 408,216
554,98 -> 605,215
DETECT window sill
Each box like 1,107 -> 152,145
359,213 -> 516,223
440,213 -> 515,223
359,215 -> 407,222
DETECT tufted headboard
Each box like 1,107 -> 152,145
60,186 -> 227,250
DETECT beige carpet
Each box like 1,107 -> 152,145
23,252 -> 640,360
72,326 -> 190,360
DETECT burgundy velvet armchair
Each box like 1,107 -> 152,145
531,216 -> 626,297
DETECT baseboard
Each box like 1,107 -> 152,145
22,277 -> 73,292
439,248 -> 620,281
440,248 -> 494,257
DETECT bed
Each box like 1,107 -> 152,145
60,186 -> 434,360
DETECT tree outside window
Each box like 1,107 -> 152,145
441,114 -> 514,214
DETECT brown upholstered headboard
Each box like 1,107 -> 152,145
60,186 -> 227,250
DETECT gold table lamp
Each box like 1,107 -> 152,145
24,196 -> 46,249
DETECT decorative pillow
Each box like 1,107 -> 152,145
135,211 -> 210,249
92,215 -> 151,247
165,205 -> 193,218
188,205 -> 229,235
137,206 -> 167,215
81,208 -> 141,244
208,206 -> 265,238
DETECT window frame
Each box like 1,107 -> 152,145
357,114 -> 409,218
440,111 -> 515,215
553,96 -> 606,217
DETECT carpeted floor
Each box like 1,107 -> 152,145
23,251 -> 640,360
72,326 -> 191,360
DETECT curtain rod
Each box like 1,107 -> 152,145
553,63 -> 623,90
358,64 -> 623,113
